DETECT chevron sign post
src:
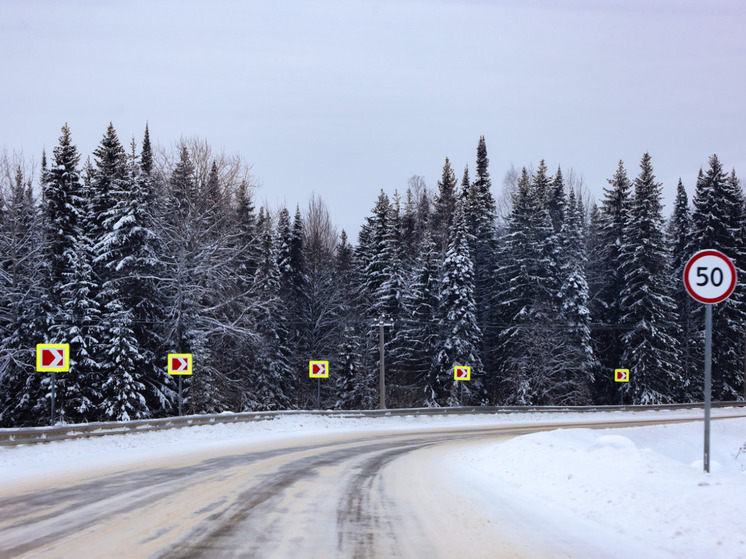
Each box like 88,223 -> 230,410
309,361 -> 329,410
168,353 -> 193,417
453,365 -> 471,406
36,344 -> 70,426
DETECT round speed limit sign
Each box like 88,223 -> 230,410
683,249 -> 737,304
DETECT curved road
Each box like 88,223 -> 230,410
0,416 -> 732,558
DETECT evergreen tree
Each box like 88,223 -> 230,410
90,123 -> 127,248
43,124 -> 101,422
358,191 -> 406,407
437,201 -> 484,406
243,209 -> 293,410
495,168 -> 558,404
334,331 -> 369,409
276,206 -> 309,407
333,230 -> 374,409
553,187 -> 596,403
94,125 -> 169,419
233,180 -> 259,289
531,160 -> 553,207
432,158 -> 457,256
548,166 -> 567,233
690,155 -> 746,400
395,230 -> 442,407
619,153 -> 682,404
360,191 -> 400,319
99,301 -> 146,421
667,179 -> 700,400
591,160 -> 633,403
463,137 -> 499,395
140,123 -> 154,176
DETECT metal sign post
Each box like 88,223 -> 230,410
168,354 -> 193,417
36,344 -> 70,425
704,304 -> 713,471
454,366 -> 471,406
683,249 -> 737,473
309,361 -> 329,409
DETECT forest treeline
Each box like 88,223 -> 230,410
0,124 -> 744,426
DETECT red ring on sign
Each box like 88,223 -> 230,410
683,249 -> 737,304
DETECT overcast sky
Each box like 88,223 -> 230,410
2,0 -> 745,236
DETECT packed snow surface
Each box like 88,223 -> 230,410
1,408 -> 745,557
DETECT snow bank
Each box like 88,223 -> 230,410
0,408 -> 728,486
450,416 -> 746,558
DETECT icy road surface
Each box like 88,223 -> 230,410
0,410 -> 744,558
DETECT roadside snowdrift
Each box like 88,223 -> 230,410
449,417 -> 746,558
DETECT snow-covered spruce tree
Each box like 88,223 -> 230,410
396,230 -> 444,406
333,230 -> 374,410
547,166 -> 567,234
618,153 -> 682,404
667,179 -> 701,401
552,186 -> 596,404
226,180 -> 265,409
243,208 -> 293,411
334,331 -> 369,410
590,160 -> 633,403
359,191 -> 408,407
495,168 -> 558,404
90,123 -> 127,249
380,194 -> 411,405
93,125 -> 169,420
232,179 -> 259,291
98,301 -> 146,421
43,124 -> 102,423
463,137 -> 500,395
690,156 -> 746,401
133,126 -> 174,414
276,206 -> 308,407
362,191 -> 405,321
432,158 -> 458,257
531,160 -> 553,208
0,161 -> 47,426
436,200 -> 484,407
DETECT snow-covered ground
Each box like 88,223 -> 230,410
446,413 -> 746,558
1,408 -> 745,557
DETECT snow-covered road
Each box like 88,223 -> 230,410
0,410 -> 744,558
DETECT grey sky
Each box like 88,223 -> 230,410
2,0 -> 745,236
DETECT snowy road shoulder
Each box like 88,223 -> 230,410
445,416 -> 746,558
0,408 -> 742,489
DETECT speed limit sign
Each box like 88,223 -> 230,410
683,249 -> 737,304
683,249 -> 737,474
